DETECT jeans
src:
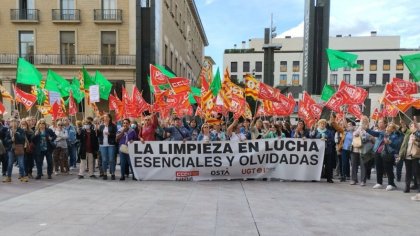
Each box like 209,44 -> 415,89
119,151 -> 134,178
100,145 -> 116,175
68,144 -> 77,168
341,149 -> 351,179
7,151 -> 25,177
36,150 -> 53,177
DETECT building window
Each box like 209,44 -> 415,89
369,74 -> 377,85
255,74 -> 262,80
101,31 -> 116,65
231,74 -> 237,81
231,62 -> 238,73
409,73 -> 414,82
101,0 -> 117,20
344,67 -> 350,71
60,0 -> 75,20
60,31 -> 75,65
330,74 -> 337,85
356,74 -> 363,85
396,73 -> 403,79
279,74 -> 287,85
19,31 -> 34,63
383,60 -> 390,71
343,74 -> 351,84
170,51 -> 173,69
243,61 -> 250,72
164,44 -> 168,67
255,61 -> 262,72
396,59 -> 404,70
357,60 -> 364,71
292,74 -> 299,86
292,61 -> 300,72
370,60 -> 377,71
280,61 -> 287,72
174,57 -> 178,74
382,73 -> 390,84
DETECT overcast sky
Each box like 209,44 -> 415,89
196,0 -> 420,71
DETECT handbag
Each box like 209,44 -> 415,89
119,133 -> 129,154
352,136 -> 362,148
13,143 -> 25,156
119,144 -> 129,154
410,140 -> 420,158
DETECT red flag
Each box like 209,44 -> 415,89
382,103 -> 398,117
150,65 -> 170,87
303,92 -> 323,120
325,90 -> 346,113
348,104 -> 363,120
391,78 -> 418,95
298,99 -> 316,128
14,85 -> 37,111
122,86 -> 137,118
0,101 -> 5,115
169,77 -> 190,94
108,93 -> 119,111
51,101 -> 66,120
338,81 -> 368,105
231,94 -> 246,119
166,92 -> 190,108
371,108 -> 380,121
384,83 -> 415,112
68,92 -> 77,116
132,86 -> 150,114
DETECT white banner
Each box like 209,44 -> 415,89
129,138 -> 325,181
89,85 -> 100,103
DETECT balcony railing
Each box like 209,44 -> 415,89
94,9 -> 122,22
52,9 -> 80,21
10,9 -> 39,21
0,54 -> 135,66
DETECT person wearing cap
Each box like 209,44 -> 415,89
163,117 -> 191,141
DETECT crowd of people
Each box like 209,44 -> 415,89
0,112 -> 419,201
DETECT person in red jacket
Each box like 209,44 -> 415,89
138,113 -> 158,142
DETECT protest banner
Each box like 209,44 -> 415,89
129,138 -> 325,181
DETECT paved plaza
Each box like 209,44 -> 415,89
1,168 -> 420,236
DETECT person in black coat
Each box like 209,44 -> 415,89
31,119 -> 57,180
97,113 -> 118,180
77,120 -> 99,178
0,120 -> 9,177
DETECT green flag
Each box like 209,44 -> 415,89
326,49 -> 360,70
95,71 -> 112,100
16,58 -> 42,86
83,66 -> 96,90
45,69 -> 71,97
210,67 -> 221,96
36,87 -> 47,105
188,86 -> 201,104
70,77 -> 85,103
401,53 -> 420,82
320,84 -> 336,101
155,64 -> 176,78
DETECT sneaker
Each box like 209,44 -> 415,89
54,171 -> 59,176
78,175 -> 84,179
360,182 -> 366,186
120,177 -> 125,181
386,185 -> 396,191
21,176 -> 29,183
103,175 -> 108,180
373,184 -> 383,189
90,175 -> 97,179
411,194 -> 420,201
2,176 -> 11,183
350,181 -> 357,185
